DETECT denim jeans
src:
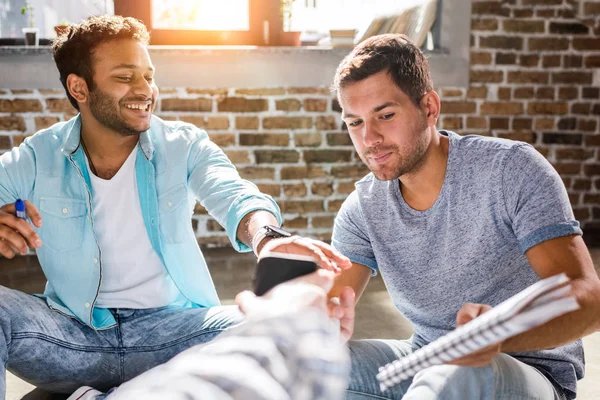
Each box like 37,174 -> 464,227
346,338 -> 567,400
0,285 -> 243,396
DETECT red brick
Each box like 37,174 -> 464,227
543,133 -> 582,145
263,117 -> 312,130
527,102 -> 569,115
535,118 -> 555,130
311,182 -> 334,196
294,133 -> 322,147
555,149 -> 594,160
442,116 -> 463,130
507,72 -> 549,84
496,53 -> 517,65
327,133 -> 353,146
179,116 -> 229,130
467,87 -> 488,98
276,99 -> 301,111
549,22 -> 588,35
578,119 -> 597,132
490,117 -> 509,130
284,183 -> 307,197
552,72 -> 593,85
281,200 -> 324,213
523,0 -> 561,4
471,2 -> 510,16
161,98 -> 212,112
224,150 -> 250,164
514,87 -> 534,99
542,55 -> 561,68
584,55 -> 600,68
441,89 -> 464,97
480,102 -> 524,115
312,215 -> 334,229
519,54 -> 540,67
441,101 -> 477,114
571,103 -> 591,115
236,116 -> 259,130
512,118 -> 532,130
34,116 -> 60,130
336,181 -> 356,194
255,150 -> 299,164
206,219 -> 225,232
304,150 -> 353,163
287,88 -> 330,95
257,184 -> 281,197
208,133 -> 235,147
585,135 -> 600,146
574,208 -> 590,221
280,165 -> 327,179
471,19 -> 498,31
0,99 -> 43,112
284,217 -> 307,229
497,132 -> 537,144
10,89 -> 33,94
467,117 -> 487,129
0,116 -> 26,131
240,133 -> 289,146
330,164 -> 370,178
235,88 -> 285,95
528,38 -> 569,51
327,199 -> 345,212
583,194 -> 600,205
498,87 -> 511,101
470,52 -> 493,65
186,88 -> 228,96
238,166 -> 275,180
536,87 -> 555,100
0,136 -> 11,149
304,99 -> 328,112
217,97 -> 267,112
470,70 -> 504,83
558,88 -> 579,100
12,134 -> 31,146
557,117 -> 577,130
573,38 -> 600,51
573,179 -> 592,191
584,2 -> 600,14
585,165 -> 600,177
503,20 -> 545,33
553,163 -> 581,175
536,9 -> 555,18
563,55 -> 583,68
479,36 -> 524,51
316,116 -> 339,130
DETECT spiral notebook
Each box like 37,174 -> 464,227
377,273 -> 580,392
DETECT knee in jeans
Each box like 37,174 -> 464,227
412,364 -> 493,394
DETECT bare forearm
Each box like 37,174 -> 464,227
236,210 -> 278,249
502,278 -> 600,353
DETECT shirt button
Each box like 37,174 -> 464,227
93,258 -> 98,263
84,302 -> 91,308
167,201 -> 172,207
62,208 -> 68,214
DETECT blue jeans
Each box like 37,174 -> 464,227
346,338 -> 567,400
0,285 -> 243,396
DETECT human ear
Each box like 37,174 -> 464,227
66,74 -> 89,105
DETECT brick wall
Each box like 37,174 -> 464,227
0,0 -> 599,247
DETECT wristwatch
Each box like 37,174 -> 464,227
252,225 -> 292,256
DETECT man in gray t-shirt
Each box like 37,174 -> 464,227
329,34 -> 600,400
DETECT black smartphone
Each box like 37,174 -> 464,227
252,253 -> 319,296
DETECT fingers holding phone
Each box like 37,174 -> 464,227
0,200 -> 42,258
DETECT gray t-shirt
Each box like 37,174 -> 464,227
332,130 -> 584,398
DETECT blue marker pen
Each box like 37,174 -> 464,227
15,199 -> 26,220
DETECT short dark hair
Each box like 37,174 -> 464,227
52,15 -> 150,110
332,34 -> 433,107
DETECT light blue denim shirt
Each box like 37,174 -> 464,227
0,115 -> 281,330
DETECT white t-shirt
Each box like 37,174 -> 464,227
87,145 -> 181,309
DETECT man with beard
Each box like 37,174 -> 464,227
328,34 -> 600,400
0,15 -> 350,396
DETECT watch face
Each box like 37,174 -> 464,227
265,225 -> 292,238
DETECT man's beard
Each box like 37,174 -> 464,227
88,88 -> 150,136
364,115 -> 430,181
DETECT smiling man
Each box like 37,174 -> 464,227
328,34 -> 600,400
0,15 -> 350,396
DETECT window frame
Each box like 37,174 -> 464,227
114,0 -> 284,46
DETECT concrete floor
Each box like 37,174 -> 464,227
1,248 -> 599,399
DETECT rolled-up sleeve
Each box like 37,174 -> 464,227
187,129 -> 282,252
0,140 -> 36,206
